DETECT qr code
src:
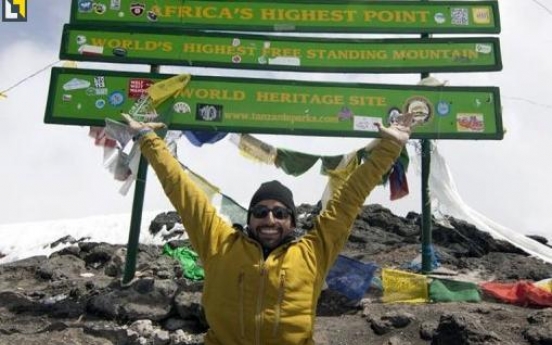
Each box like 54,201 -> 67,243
451,8 -> 469,25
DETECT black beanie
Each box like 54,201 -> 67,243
247,180 -> 296,226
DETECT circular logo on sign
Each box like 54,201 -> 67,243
130,3 -> 145,16
434,13 -> 446,24
108,91 -> 125,106
95,99 -> 106,109
147,11 -> 158,22
404,96 -> 433,126
94,3 -> 107,14
112,47 -> 127,57
76,35 -> 87,45
173,102 -> 191,114
436,101 -> 451,116
386,107 -> 402,126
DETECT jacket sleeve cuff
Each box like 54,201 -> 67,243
132,128 -> 154,141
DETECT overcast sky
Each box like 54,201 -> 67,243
0,0 -> 551,241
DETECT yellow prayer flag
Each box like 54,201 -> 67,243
236,134 -> 277,164
382,268 -> 429,304
320,151 -> 358,209
535,278 -> 552,293
62,61 -> 78,68
147,74 -> 191,108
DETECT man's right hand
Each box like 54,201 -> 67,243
121,113 -> 167,135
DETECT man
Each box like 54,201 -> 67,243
123,113 -> 414,345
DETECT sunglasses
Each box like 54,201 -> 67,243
250,205 -> 292,220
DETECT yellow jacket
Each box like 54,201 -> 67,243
140,133 -> 401,345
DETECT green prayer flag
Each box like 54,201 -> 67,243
429,278 -> 481,303
163,243 -> 205,281
320,154 -> 346,175
275,148 -> 320,176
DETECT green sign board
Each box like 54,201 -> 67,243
45,68 -> 503,140
61,25 -> 502,73
71,0 -> 500,34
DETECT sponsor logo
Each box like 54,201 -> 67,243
130,2 -> 145,16
386,107 -> 401,125
94,76 -> 106,88
196,104 -> 223,122
434,13 -> 446,24
128,79 -> 154,98
404,96 -> 433,125
108,91 -> 125,106
93,3 -> 107,15
475,44 -> 492,54
173,102 -> 191,114
78,0 -> 93,13
338,106 -> 353,121
147,11 -> 157,21
76,35 -> 87,45
110,0 -> 121,11
63,78 -> 90,91
472,8 -> 491,25
457,113 -> 484,132
86,88 -> 108,96
436,101 -> 451,116
353,116 -> 381,132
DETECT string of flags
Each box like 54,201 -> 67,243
0,60 -> 74,99
197,132 -> 410,203
331,255 -> 552,307
379,267 -> 552,307
90,125 -> 410,216
226,133 -> 410,207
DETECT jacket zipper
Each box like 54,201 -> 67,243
239,271 -> 245,338
255,261 -> 266,345
272,270 -> 286,337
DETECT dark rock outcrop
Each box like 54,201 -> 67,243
1,204 -> 551,345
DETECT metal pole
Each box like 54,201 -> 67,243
419,0 -> 433,273
420,137 -> 433,273
122,65 -> 160,284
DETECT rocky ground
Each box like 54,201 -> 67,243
1,204 -> 551,345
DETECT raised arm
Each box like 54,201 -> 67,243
305,113 -> 415,271
122,114 -> 234,262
